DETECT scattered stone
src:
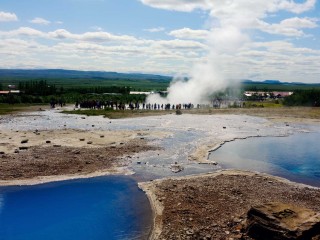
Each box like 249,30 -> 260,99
0,151 -> 5,154
100,135 -> 104,138
87,141 -> 93,144
223,126 -> 227,129
72,150 -> 81,154
199,161 -> 218,165
245,202 -> 320,240
81,117 -> 86,119
19,146 -> 29,150
170,162 -> 184,173
186,229 -> 194,235
79,138 -> 85,141
53,144 -> 61,147
14,149 -> 19,153
92,125 -> 95,127
46,140 -> 51,144
21,139 -> 29,144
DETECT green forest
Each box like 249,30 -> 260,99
0,69 -> 319,106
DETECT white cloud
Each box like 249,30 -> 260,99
0,0 -> 319,83
276,0 -> 316,14
140,0 -> 316,15
152,39 -> 207,50
144,27 -> 165,32
257,17 -> 318,37
139,0 -> 209,12
0,27 -> 46,38
169,28 -> 210,40
48,29 -> 137,42
30,17 -> 51,25
0,11 -> 18,22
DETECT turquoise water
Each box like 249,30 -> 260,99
209,131 -> 320,187
0,176 -> 152,240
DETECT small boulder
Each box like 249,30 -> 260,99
19,146 -> 29,150
245,202 -> 320,240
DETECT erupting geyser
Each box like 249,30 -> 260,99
145,0 -> 316,105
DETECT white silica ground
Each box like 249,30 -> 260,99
0,107 -> 310,180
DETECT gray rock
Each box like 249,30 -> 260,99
245,202 -> 320,240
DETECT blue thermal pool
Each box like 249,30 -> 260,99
209,131 -> 320,187
0,176 -> 152,240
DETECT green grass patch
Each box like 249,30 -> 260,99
244,101 -> 283,108
0,104 -> 45,115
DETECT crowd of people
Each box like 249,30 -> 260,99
74,100 -> 195,111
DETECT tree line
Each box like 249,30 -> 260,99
0,80 -> 145,104
283,89 -> 320,107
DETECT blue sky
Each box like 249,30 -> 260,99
0,0 -> 319,83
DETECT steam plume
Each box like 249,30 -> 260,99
145,0 -> 316,105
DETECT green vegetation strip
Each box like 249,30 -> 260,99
0,104 -> 45,115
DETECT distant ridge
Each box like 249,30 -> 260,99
241,79 -> 320,86
0,69 -> 172,83
0,69 -> 319,86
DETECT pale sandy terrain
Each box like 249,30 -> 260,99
0,128 -> 167,154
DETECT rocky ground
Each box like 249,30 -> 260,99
140,170 -> 320,240
0,138 -> 159,181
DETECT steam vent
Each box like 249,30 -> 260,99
245,202 -> 320,240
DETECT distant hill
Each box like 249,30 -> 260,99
242,79 -> 319,86
1,69 -> 319,91
0,69 -> 172,83
241,79 -> 320,91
